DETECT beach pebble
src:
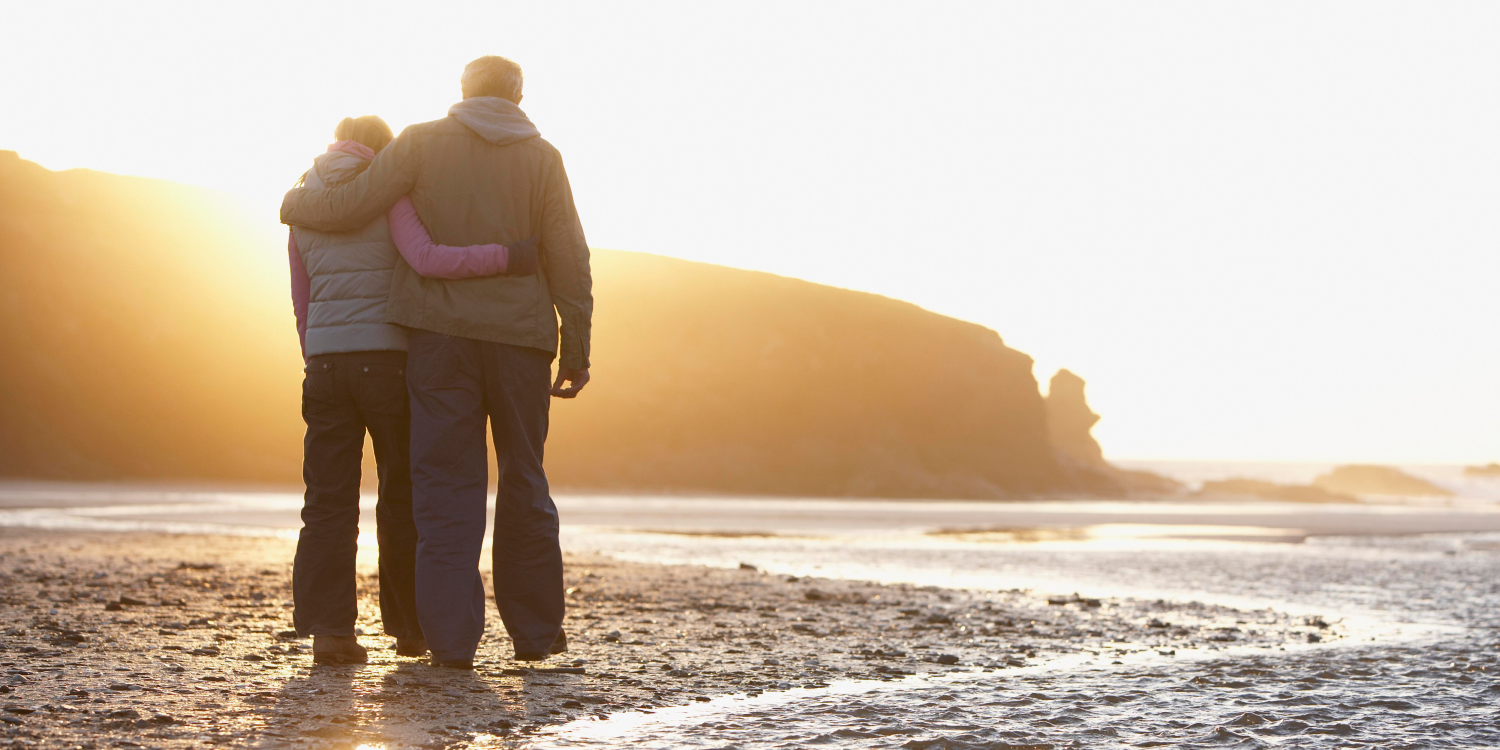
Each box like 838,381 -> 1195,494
936,654 -> 960,665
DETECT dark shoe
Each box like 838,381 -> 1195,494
430,657 -> 474,669
396,637 -> 428,657
514,629 -> 568,661
312,635 -> 367,665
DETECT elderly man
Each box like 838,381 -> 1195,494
280,55 -> 592,667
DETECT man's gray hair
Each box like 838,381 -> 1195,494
462,56 -> 524,103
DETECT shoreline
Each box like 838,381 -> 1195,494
0,529 -> 1341,749
3,480 -> 1500,543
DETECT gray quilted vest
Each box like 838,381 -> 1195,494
291,150 -> 407,356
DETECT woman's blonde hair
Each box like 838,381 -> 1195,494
295,115 -> 395,187
334,115 -> 394,153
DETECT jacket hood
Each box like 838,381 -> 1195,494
306,141 -> 373,189
448,97 -> 540,146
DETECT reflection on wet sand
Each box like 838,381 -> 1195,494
2,484 -> 1499,748
5,484 -> 1500,542
254,658 -> 617,747
0,531 -> 609,748
926,523 -> 1307,544
0,527 -> 1338,749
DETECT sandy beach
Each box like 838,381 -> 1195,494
2,479 -> 1498,748
0,526 -> 1337,749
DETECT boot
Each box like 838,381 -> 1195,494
312,635 -> 367,665
396,637 -> 428,657
514,628 -> 568,662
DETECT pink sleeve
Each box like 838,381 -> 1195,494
288,231 -> 310,360
387,196 -> 510,278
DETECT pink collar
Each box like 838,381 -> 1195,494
327,140 -> 376,160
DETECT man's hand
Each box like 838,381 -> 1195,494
551,367 -> 590,398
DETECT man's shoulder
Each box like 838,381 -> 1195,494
398,119 -> 556,152
529,136 -> 562,157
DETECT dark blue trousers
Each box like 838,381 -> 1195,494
406,329 -> 564,662
294,350 -> 421,640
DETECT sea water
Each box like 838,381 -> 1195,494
534,531 -> 1500,749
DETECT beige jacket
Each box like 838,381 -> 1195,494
280,98 -> 593,369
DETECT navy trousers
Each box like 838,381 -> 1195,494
406,329 -> 565,662
293,350 -> 422,640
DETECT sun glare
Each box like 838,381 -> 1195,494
2,1 -> 1496,463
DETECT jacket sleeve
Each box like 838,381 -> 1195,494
287,231 -> 310,361
387,196 -> 512,279
280,128 -> 419,232
539,148 -> 594,370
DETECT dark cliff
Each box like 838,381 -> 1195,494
0,152 -> 1094,498
1312,465 -> 1452,498
549,251 -> 1067,497
1043,369 -> 1182,496
0,151 -> 297,480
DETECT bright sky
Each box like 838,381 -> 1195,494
4,1 -> 1497,464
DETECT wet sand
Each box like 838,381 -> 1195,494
0,528 -> 1334,749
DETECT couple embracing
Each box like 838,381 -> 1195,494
278,55 -> 592,669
